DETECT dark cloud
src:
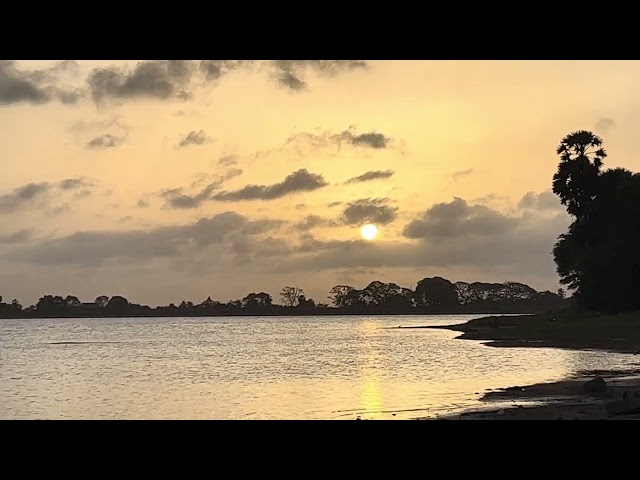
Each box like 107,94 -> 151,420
451,169 -> 476,181
278,71 -> 307,91
342,198 -> 398,226
137,198 -> 149,208
87,134 -> 123,149
270,60 -> 368,91
119,216 -> 134,223
264,195 -> 570,279
0,178 -> 95,215
0,229 -> 32,244
595,118 -> 615,133
0,182 -> 50,214
6,212 -> 281,267
517,190 -> 562,211
87,60 -> 196,105
351,133 -> 388,149
199,60 -> 248,81
177,130 -> 209,148
281,126 -> 392,155
58,178 -> 93,190
0,60 -> 82,106
345,170 -> 394,184
327,201 -> 342,208
3,60 -> 370,109
162,168 -> 243,209
403,197 -> 518,239
217,155 -> 239,167
294,215 -> 338,231
212,169 -> 328,202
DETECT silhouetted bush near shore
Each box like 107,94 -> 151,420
0,277 -> 567,319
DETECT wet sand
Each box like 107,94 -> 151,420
427,370 -> 640,420
410,312 -> 640,420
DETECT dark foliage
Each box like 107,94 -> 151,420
0,276 -> 566,318
552,132 -> 640,312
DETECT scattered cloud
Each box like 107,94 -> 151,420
345,170 -> 394,184
212,169 -> 328,202
199,60 -> 248,82
217,155 -> 239,167
283,126 -> 392,154
351,132 -> 388,149
517,190 -> 562,211
6,212 -> 282,267
403,197 -> 518,239
0,182 -> 50,214
45,203 -> 72,217
451,169 -> 477,181
252,126 -> 394,161
177,130 -> 210,148
73,190 -> 92,200
161,168 -> 243,209
58,178 -> 94,190
327,201 -> 342,208
87,60 -> 196,105
341,198 -> 399,226
137,198 -> 149,208
270,60 -> 368,91
2,60 -> 371,109
87,134 -> 123,149
595,117 -> 615,133
68,117 -> 130,135
0,178 -> 96,215
0,229 -> 32,244
0,60 -> 82,106
294,215 -> 338,231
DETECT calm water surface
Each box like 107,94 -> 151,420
1,315 -> 638,419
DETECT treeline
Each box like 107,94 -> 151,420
551,131 -> 640,312
0,277 -> 567,319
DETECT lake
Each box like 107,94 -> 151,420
1,314 -> 638,419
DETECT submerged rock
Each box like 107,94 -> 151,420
583,376 -> 607,394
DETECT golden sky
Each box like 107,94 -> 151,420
2,60 -> 639,306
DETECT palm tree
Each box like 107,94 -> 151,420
552,130 -> 607,221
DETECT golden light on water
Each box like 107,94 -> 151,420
359,319 -> 383,418
360,224 -> 378,240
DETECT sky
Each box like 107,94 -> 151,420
2,59 -> 640,307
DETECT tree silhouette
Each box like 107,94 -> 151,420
95,295 -> 109,307
241,292 -> 272,308
280,286 -> 305,307
552,131 -> 640,312
328,285 -> 357,308
65,295 -> 81,307
107,296 -> 129,311
414,277 -> 459,310
553,130 -> 606,221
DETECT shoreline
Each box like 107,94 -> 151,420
424,370 -> 640,420
414,311 -> 640,420
0,311 -> 538,320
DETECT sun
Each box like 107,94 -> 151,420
360,224 -> 378,241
